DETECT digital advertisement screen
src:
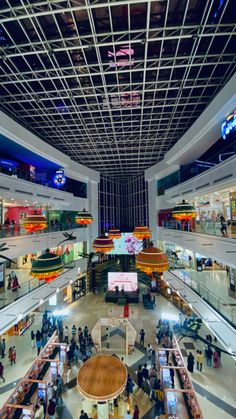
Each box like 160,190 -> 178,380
108,232 -> 142,255
108,272 -> 138,292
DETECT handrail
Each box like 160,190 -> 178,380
0,261 -> 78,311
0,222 -> 85,239
162,220 -> 232,238
170,268 -> 226,303
170,268 -> 236,327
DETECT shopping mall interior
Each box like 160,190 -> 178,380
0,1 -> 236,418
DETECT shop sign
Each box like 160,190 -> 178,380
221,109 -> 236,140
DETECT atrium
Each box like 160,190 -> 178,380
0,1 -> 236,419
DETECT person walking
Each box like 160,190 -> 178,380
187,352 -> 195,373
34,403 -> 44,419
156,386 -> 165,415
196,350 -> 204,371
133,405 -> 139,419
1,338 -> 6,358
0,362 -> 5,382
79,410 -> 89,419
146,343 -> 152,361
31,330 -> 35,349
150,350 -> 156,368
169,363 -> 175,387
213,350 -> 220,368
36,339 -> 42,356
137,365 -> 143,389
220,216 -> 227,237
142,363 -> 149,382
71,325 -> 77,340
124,410 -> 132,419
139,329 -> 145,346
47,398 -> 56,419
8,346 -> 13,365
126,374 -> 134,399
64,325 -> 69,344
12,346 -> 16,364
205,346 -> 213,367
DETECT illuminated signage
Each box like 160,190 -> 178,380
53,169 -> 66,187
221,109 -> 236,140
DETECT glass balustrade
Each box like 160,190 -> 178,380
0,263 -> 76,310
0,222 -> 85,239
170,268 -> 236,327
162,220 -> 232,238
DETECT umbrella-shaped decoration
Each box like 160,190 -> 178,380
108,229 -> 121,239
92,234 -> 114,253
30,250 -> 63,283
23,214 -> 47,233
75,209 -> 93,225
136,246 -> 169,275
133,226 -> 151,240
172,200 -> 196,221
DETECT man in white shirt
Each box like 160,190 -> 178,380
34,404 -> 44,419
124,410 -> 132,419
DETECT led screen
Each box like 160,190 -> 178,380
108,232 -> 142,255
108,272 -> 138,292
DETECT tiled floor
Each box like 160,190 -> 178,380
0,292 -> 236,418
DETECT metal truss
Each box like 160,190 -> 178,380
0,0 -> 235,178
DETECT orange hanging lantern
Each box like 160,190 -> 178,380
75,209 -> 93,225
30,251 -> 64,283
136,246 -> 169,275
133,226 -> 151,240
172,200 -> 196,221
108,229 -> 121,239
92,234 -> 114,253
23,214 -> 47,233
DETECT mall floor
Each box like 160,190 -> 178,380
0,293 -> 236,418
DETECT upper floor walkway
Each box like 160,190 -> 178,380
162,219 -> 235,239
157,226 -> 236,269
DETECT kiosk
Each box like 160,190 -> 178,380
77,355 -> 127,419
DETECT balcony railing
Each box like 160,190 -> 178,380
170,268 -> 236,327
0,221 -> 85,239
0,261 -> 79,310
162,220 -> 232,238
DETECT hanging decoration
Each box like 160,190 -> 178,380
23,214 -> 48,233
30,250 -> 63,283
136,246 -> 169,275
75,209 -> 93,225
172,200 -> 196,221
108,229 -> 121,239
133,226 -> 151,240
92,234 -> 114,253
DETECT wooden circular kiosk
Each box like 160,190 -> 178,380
77,355 -> 127,418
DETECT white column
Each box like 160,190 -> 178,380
148,178 -> 157,244
87,180 -> 99,252
97,402 -> 109,419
